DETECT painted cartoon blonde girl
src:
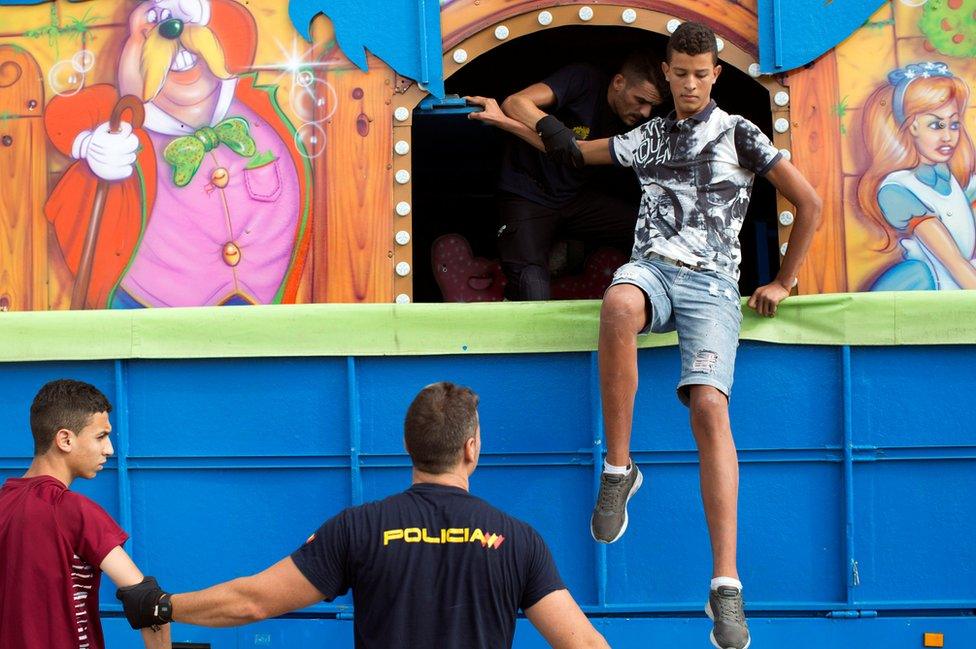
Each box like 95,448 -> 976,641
857,61 -> 976,290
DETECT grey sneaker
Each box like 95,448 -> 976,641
705,585 -> 751,649
589,465 -> 643,543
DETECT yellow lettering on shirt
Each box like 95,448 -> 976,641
381,526 -> 505,549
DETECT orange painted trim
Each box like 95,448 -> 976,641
441,0 -> 758,55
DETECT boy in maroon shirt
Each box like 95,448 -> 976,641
0,379 -> 169,649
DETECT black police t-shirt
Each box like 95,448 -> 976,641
498,63 -> 628,208
291,483 -> 565,649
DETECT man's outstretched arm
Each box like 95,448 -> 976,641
168,556 -> 324,627
465,96 -> 546,152
748,157 -> 823,317
101,546 -> 171,648
525,589 -> 610,649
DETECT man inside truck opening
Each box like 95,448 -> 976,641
466,50 -> 667,300
537,21 -> 823,649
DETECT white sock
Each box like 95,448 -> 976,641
603,460 -> 631,475
711,576 -> 742,592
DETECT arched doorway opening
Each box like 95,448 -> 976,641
397,11 -> 789,302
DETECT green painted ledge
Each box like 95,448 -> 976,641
1,292 -> 975,362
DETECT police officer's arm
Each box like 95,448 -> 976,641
101,546 -> 172,648
500,82 -> 557,131
167,557 -> 324,626
464,79 -> 559,152
747,157 -> 823,316
525,589 -> 611,649
465,95 -> 546,152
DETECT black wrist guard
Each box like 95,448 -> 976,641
116,576 -> 172,629
535,115 -> 584,169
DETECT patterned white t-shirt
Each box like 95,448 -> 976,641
610,101 -> 781,280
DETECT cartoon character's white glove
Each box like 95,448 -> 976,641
72,121 -> 139,181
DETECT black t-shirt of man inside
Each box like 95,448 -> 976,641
291,483 -> 565,649
498,63 -> 629,208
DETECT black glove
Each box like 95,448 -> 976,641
535,115 -> 584,169
116,576 -> 173,629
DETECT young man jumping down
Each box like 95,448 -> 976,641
543,22 -> 822,649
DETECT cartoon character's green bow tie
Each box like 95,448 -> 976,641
162,117 -> 256,187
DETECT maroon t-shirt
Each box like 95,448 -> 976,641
0,476 -> 128,649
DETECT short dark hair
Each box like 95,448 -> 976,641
666,21 -> 718,64
619,49 -> 668,96
403,382 -> 479,474
30,379 -> 112,456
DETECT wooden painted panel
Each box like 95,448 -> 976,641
312,51 -> 396,303
787,53 -> 848,294
0,45 -> 46,311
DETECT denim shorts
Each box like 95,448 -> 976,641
609,257 -> 743,405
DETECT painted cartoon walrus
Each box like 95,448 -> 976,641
45,0 -> 311,308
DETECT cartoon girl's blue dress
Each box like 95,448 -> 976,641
871,163 -> 976,290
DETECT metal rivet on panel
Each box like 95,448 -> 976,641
538,10 -> 553,26
748,63 -> 761,78
667,19 -> 681,33
453,49 -> 468,64
779,210 -> 795,226
394,106 -> 410,122
774,91 -> 790,107
716,37 -> 724,52
395,169 -> 410,184
774,118 -> 790,133
495,25 -> 509,40
621,8 -> 637,23
780,243 -> 789,256
395,230 -> 411,246
578,6 -> 594,21
394,140 -> 410,155
395,261 -> 411,277
779,148 -> 792,161
395,293 -> 410,304
396,201 -> 411,216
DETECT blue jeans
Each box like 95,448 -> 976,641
609,257 -> 742,405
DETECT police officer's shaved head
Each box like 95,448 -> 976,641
404,382 -> 480,474
619,49 -> 667,94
